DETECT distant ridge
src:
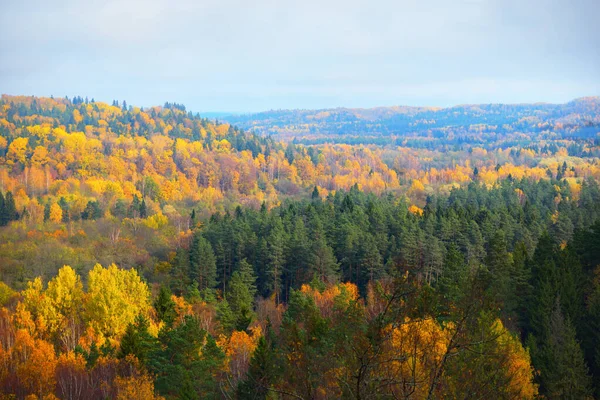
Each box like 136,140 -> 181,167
221,97 -> 600,143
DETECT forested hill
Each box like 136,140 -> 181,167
1,94 -> 600,398
0,95 -> 274,156
222,96 -> 600,144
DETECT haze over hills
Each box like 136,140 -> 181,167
222,96 -> 600,144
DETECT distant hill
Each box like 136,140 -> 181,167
222,97 -> 600,145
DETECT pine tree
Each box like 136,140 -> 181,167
541,298 -> 592,398
190,208 -> 196,226
128,195 -> 141,218
236,259 -> 257,299
81,200 -> 102,220
197,334 -> 226,397
510,241 -> 532,329
154,286 -> 177,326
189,232 -> 217,291
112,199 -> 128,219
357,233 -> 382,291
484,230 -> 512,313
149,316 -> 223,398
216,298 -> 236,334
237,335 -> 277,399
139,197 -> 148,218
228,259 -> 258,331
118,315 -> 157,366
437,243 -> 467,307
284,216 -> 310,295
1,191 -> 17,224
43,202 -> 51,222
86,341 -> 100,368
311,186 -> 320,200
58,197 -> 70,223
267,218 -> 286,302
582,276 -> 600,396
307,214 -> 338,283
170,247 -> 191,296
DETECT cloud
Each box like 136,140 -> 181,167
0,0 -> 598,111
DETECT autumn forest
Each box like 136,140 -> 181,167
1,94 -> 600,399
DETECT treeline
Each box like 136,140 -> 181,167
176,178 -> 600,301
223,97 -> 600,148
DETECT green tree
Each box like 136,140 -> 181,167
81,200 -> 103,220
357,233 -> 382,291
227,260 -> 258,331
139,197 -> 148,218
170,247 -> 191,296
0,191 -> 17,225
266,218 -> 286,302
148,315 -> 224,399
118,314 -> 157,366
154,285 -> 177,326
308,215 -> 339,283
237,334 -> 278,399
540,298 -> 592,399
189,232 -> 217,291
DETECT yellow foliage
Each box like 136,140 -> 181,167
143,212 -> 169,229
49,203 -> 63,223
85,264 -> 151,339
46,265 -> 84,318
408,204 -> 424,216
115,374 -> 164,400
7,137 -> 28,165
490,319 -> 538,398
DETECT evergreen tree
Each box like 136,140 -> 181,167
357,233 -> 382,291
237,335 -> 277,399
0,191 -> 17,225
510,241 -> 532,329
43,201 -> 51,222
311,186 -> 320,200
308,214 -> 339,283
236,258 -> 258,298
189,232 -> 217,291
216,298 -> 236,334
81,200 -> 103,220
582,276 -> 600,396
154,285 -> 177,326
170,247 -> 191,296
86,341 -> 100,368
284,216 -> 310,294
285,142 -> 295,164
148,316 -> 224,399
266,218 -> 286,302
484,231 -> 512,313
540,298 -> 592,399
112,199 -> 128,219
58,197 -> 70,222
118,314 -> 157,366
128,194 -> 141,218
437,243 -> 467,307
139,197 -> 148,218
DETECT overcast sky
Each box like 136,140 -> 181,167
1,0 -> 599,112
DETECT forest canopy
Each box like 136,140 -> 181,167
0,95 -> 599,399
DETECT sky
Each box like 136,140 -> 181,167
0,0 -> 599,113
